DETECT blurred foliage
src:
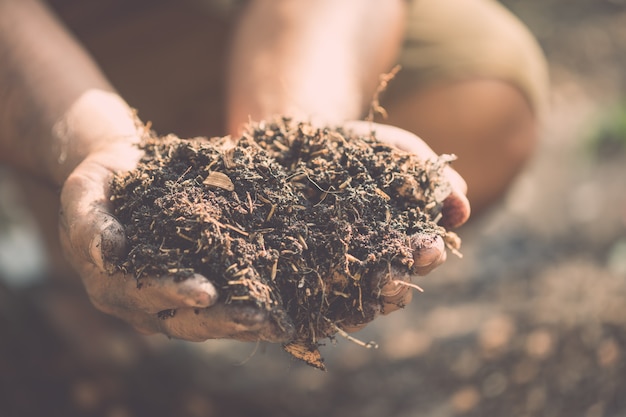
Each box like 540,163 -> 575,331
587,102 -> 626,159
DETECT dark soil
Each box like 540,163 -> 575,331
109,118 -> 457,368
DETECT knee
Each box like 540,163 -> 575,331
379,0 -> 548,216
385,79 -> 539,215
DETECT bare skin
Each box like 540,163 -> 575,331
0,0 -> 469,341
227,0 -> 408,131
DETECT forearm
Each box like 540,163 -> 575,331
0,0 -> 138,187
227,0 -> 407,134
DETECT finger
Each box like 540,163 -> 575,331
341,269 -> 416,333
378,266 -> 415,315
137,274 -> 219,311
60,142 -> 143,268
93,215 -> 127,270
64,270 -> 236,341
410,232 -> 447,276
439,165 -> 470,229
441,188 -> 471,229
60,231 -> 220,317
381,283 -> 414,315
343,120 -> 438,158
60,160 -> 125,271
83,267 -> 219,314
344,121 -> 470,228
150,304 -> 295,343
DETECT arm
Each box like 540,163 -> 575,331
0,0 -> 291,343
0,0 -> 136,186
227,0 -> 408,132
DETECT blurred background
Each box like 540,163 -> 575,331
1,0 -> 626,416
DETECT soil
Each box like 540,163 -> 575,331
109,118 -> 456,368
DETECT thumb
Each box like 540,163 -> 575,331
60,158 -> 126,272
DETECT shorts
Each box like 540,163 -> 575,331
394,0 -> 549,116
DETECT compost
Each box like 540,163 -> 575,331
110,118 -> 459,369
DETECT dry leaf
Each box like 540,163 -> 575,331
203,171 -> 234,191
283,342 -> 326,371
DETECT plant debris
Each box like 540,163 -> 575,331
110,117 -> 460,370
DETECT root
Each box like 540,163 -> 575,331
393,279 -> 425,293
333,324 -> 379,349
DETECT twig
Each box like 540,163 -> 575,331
367,65 -> 402,122
333,324 -> 379,349
393,279 -> 425,293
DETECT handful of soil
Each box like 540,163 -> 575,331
110,118 -> 460,369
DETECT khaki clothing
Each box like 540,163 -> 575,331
396,0 -> 548,115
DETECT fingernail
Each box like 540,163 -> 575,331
380,279 -> 406,298
414,245 -> 442,267
440,190 -> 471,229
412,235 -> 445,267
99,217 -> 128,263
382,290 -> 413,315
180,274 -> 219,308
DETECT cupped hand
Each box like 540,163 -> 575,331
339,121 -> 471,332
59,138 -> 293,343
344,121 -> 471,229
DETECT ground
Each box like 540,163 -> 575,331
1,1 -> 626,416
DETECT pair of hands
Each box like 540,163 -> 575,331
59,121 -> 470,343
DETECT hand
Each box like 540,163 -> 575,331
344,121 -> 471,230
59,138 -> 294,343
339,121 -> 471,332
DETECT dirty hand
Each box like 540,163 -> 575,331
59,138 -> 292,343
341,121 -> 471,331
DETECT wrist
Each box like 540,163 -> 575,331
52,89 -> 142,185
226,0 -> 407,135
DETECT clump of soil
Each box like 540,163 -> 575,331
110,117 -> 459,369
